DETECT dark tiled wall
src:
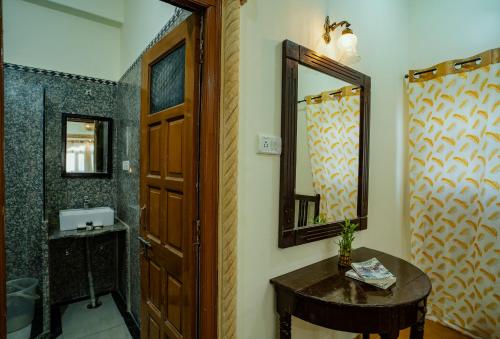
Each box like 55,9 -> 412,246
4,66 -> 118,228
4,66 -> 119,334
116,61 -> 141,322
43,78 -> 117,228
41,74 -> 119,304
4,68 -> 44,281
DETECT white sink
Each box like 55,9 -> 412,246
59,207 -> 114,231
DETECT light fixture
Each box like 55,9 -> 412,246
323,16 -> 360,64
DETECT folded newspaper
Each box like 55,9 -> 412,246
346,258 -> 396,289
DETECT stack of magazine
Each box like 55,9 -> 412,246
345,258 -> 396,289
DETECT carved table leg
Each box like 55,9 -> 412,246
410,298 -> 427,339
279,312 -> 291,339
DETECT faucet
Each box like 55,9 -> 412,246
83,196 -> 90,209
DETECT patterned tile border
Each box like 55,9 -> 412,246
3,63 -> 117,86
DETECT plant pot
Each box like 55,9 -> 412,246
338,252 -> 352,267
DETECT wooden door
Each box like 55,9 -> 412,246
140,14 -> 200,339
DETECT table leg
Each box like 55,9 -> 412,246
279,312 -> 291,339
410,298 -> 427,339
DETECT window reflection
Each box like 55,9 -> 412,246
63,116 -> 111,177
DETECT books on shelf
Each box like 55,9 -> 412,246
346,258 -> 396,289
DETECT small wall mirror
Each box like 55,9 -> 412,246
279,40 -> 371,248
62,114 -> 113,178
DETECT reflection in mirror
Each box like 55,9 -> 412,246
295,64 -> 360,228
62,115 -> 112,177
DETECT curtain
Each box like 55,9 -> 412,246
407,62 -> 499,338
305,87 -> 360,222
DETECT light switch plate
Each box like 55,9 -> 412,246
122,160 -> 130,171
257,134 -> 282,155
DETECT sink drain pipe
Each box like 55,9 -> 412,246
85,237 -> 102,309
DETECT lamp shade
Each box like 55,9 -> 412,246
337,30 -> 360,64
337,31 -> 358,53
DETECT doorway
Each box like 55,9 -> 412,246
139,13 -> 200,339
0,0 -> 220,338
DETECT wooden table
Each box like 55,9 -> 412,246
270,247 -> 431,339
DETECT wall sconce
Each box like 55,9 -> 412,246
323,16 -> 360,64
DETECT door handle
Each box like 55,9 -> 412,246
138,236 -> 152,248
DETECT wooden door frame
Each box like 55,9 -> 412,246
160,1 -> 221,338
0,0 -> 222,337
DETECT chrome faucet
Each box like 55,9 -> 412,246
83,196 -> 90,209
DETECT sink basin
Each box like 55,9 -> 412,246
59,207 -> 114,231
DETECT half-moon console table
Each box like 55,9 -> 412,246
270,247 -> 432,339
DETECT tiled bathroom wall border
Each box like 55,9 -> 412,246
3,63 -> 117,86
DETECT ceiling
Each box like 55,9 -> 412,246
24,0 -> 125,27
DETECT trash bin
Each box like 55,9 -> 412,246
7,278 -> 39,339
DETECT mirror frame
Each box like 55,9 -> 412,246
61,113 -> 113,179
279,40 -> 371,248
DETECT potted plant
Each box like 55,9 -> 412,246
313,214 -> 327,225
337,218 -> 358,267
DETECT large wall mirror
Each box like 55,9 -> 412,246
61,113 -> 113,178
279,40 -> 370,248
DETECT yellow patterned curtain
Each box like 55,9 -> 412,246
407,59 -> 499,338
305,87 -> 359,222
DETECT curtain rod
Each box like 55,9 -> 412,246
405,48 -> 499,82
298,86 -> 360,104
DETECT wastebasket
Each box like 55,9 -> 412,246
7,278 -> 39,339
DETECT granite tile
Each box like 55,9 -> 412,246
4,66 -> 119,335
4,68 -> 44,281
115,60 -> 141,322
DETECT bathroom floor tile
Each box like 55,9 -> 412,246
60,294 -> 129,339
81,324 -> 132,339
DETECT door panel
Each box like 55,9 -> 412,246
149,124 -> 162,174
166,192 -> 183,250
166,118 -> 184,176
148,188 -> 161,239
140,14 -> 200,339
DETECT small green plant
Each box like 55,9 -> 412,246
337,218 -> 358,256
313,214 -> 327,224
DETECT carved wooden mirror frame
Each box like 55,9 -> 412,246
279,39 -> 371,248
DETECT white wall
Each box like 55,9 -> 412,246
3,0 -> 121,80
4,0 -> 177,80
239,0 -> 409,338
120,0 -> 177,76
408,0 -> 500,69
239,0 -> 500,338
49,0 -> 124,25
